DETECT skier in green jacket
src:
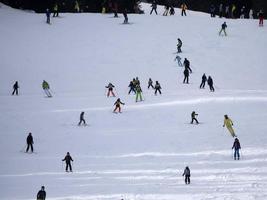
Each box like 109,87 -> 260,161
135,84 -> 143,102
42,80 -> 52,97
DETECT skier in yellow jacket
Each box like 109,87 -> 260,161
223,115 -> 236,137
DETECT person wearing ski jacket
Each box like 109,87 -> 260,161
200,73 -> 207,89
181,3 -> 187,16
106,83 -> 115,97
78,111 -> 86,126
183,68 -> 189,84
53,3 -> 59,17
183,58 -> 192,73
258,10 -> 264,26
177,38 -> 182,53
154,81 -> 161,95
223,115 -> 236,137
46,9 -> 51,24
12,81 -> 19,95
174,55 -> 182,66
42,80 -> 52,97
148,78 -> 154,89
169,6 -> 175,15
26,133 -> 34,153
219,22 -> 227,36
123,8 -> 128,24
207,76 -> 215,92
62,152 -> 73,172
128,81 -> 136,94
113,98 -> 125,113
37,186 -> 46,200
135,84 -> 143,102
191,111 -> 199,124
182,166 -> 190,184
232,138 -> 241,160
150,1 -> 158,15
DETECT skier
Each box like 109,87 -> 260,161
46,8 -> 51,24
219,3 -> 223,18
181,2 -> 187,16
123,8 -> 128,24
78,111 -> 86,126
148,78 -> 154,89
154,81 -> 162,95
177,38 -> 182,53
37,186 -> 46,200
26,133 -> 34,153
182,166 -> 190,184
183,58 -> 192,73
191,111 -> 199,124
113,98 -> 125,113
225,5 -> 230,18
199,73 -> 207,89
106,83 -> 115,97
174,55 -> 183,66
74,0 -> 80,13
231,4 -> 236,18
210,4 -> 216,17
258,10 -> 264,26
150,1 -> 157,15
62,152 -> 73,172
169,6 -> 175,15
128,81 -> 136,94
183,68 -> 189,84
223,115 -> 236,137
219,22 -> 227,36
42,80 -> 52,97
53,3 -> 59,17
249,9 -> 253,19
163,5 -> 169,16
12,81 -> 19,95
135,77 -> 140,86
207,76 -> 215,92
135,84 -> 143,102
240,6 -> 245,19
232,138 -> 241,160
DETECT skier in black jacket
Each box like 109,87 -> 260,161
62,152 -> 73,172
182,166 -> 191,184
113,98 -> 125,113
200,73 -> 207,89
26,133 -> 34,153
232,138 -> 241,160
12,81 -> 19,95
207,76 -> 215,92
183,68 -> 189,84
128,81 -> 136,94
37,186 -> 46,200
154,81 -> 162,95
148,78 -> 154,89
150,1 -> 158,15
183,58 -> 192,73
177,38 -> 182,53
78,111 -> 86,126
191,111 -> 199,124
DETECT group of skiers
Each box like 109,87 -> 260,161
150,1 -> 187,16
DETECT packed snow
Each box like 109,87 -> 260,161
0,3 -> 267,200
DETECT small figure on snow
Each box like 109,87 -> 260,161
113,0 -> 118,17
174,55 -> 182,66
62,152 -> 73,172
249,9 -> 253,19
148,78 -> 154,89
181,2 -> 187,16
150,1 -> 158,15
191,111 -> 199,124
177,38 -> 182,53
207,76 -> 215,92
123,8 -> 128,24
258,10 -> 264,26
128,80 -> 136,94
12,81 -> 19,95
240,6 -> 245,19
42,80 -> 52,97
223,115 -> 236,137
183,58 -> 192,73
154,81 -> 162,95
113,98 -> 125,113
37,186 -> 46,200
182,166 -> 190,184
219,22 -> 227,36
183,68 -> 190,84
199,73 -> 207,89
135,84 -> 143,102
163,5 -> 169,16
232,138 -> 241,160
53,3 -> 59,17
169,6 -> 175,15
106,83 -> 115,97
26,132 -> 34,153
46,8 -> 51,24
78,111 -> 87,126
210,4 -> 216,17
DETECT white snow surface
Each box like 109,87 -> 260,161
1,3 -> 267,200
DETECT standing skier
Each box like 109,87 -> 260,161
210,4 -> 216,17
183,58 -> 192,73
258,10 -> 264,26
62,152 -> 73,172
46,8 -> 51,24
183,68 -> 189,84
191,111 -> 199,124
123,8 -> 128,24
223,115 -> 236,137
219,22 -> 227,36
174,55 -> 183,66
199,73 -> 207,89
207,76 -> 215,92
113,98 -> 125,113
249,9 -> 253,19
106,83 -> 116,97
148,78 -> 154,89
53,3 -> 59,17
37,186 -> 46,200
154,81 -> 162,95
150,1 -> 157,15
181,2 -> 187,16
163,5 -> 169,16
78,111 -> 86,126
128,81 -> 136,94
182,166 -> 190,184
232,138 -> 241,160
225,5 -> 230,18
26,133 -> 34,153
12,81 -> 19,95
135,84 -> 143,102
169,6 -> 175,15
177,38 -> 182,53
42,80 -> 52,97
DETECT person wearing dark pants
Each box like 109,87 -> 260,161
78,111 -> 86,126
181,3 -> 187,16
232,138 -> 241,160
182,166 -> 190,184
154,81 -> 161,95
183,58 -> 192,73
106,83 -> 116,97
53,3 -> 59,17
113,98 -> 125,113
62,152 -> 73,172
208,76 -> 215,92
183,68 -> 189,84
177,38 -> 182,53
46,9 -> 51,24
123,8 -> 128,24
148,78 -> 154,89
12,81 -> 19,95
128,81 -> 136,94
37,186 -> 46,200
191,111 -> 199,124
26,133 -> 34,153
150,1 -> 157,15
200,73 -> 207,89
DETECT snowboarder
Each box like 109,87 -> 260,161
177,38 -> 182,53
207,76 -> 215,92
148,78 -> 154,89
12,81 -> 19,95
46,9 -> 51,24
135,84 -> 143,102
123,8 -> 128,24
26,132 -> 34,153
174,55 -> 182,66
258,10 -> 264,26
191,111 -> 199,124
62,152 -> 73,172
106,83 -> 115,97
78,111 -> 86,126
232,138 -> 241,160
169,6 -> 175,15
154,81 -> 161,95
113,98 -> 125,113
182,166 -> 190,184
128,81 -> 136,94
42,80 -> 52,97
223,115 -> 236,137
219,22 -> 227,36
183,58 -> 192,73
183,68 -> 189,84
219,3 -> 223,18
150,1 -> 157,15
199,73 -> 207,89
53,3 -> 59,17
37,186 -> 46,200
181,3 -> 187,16
163,5 -> 169,16
210,4 -> 216,17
